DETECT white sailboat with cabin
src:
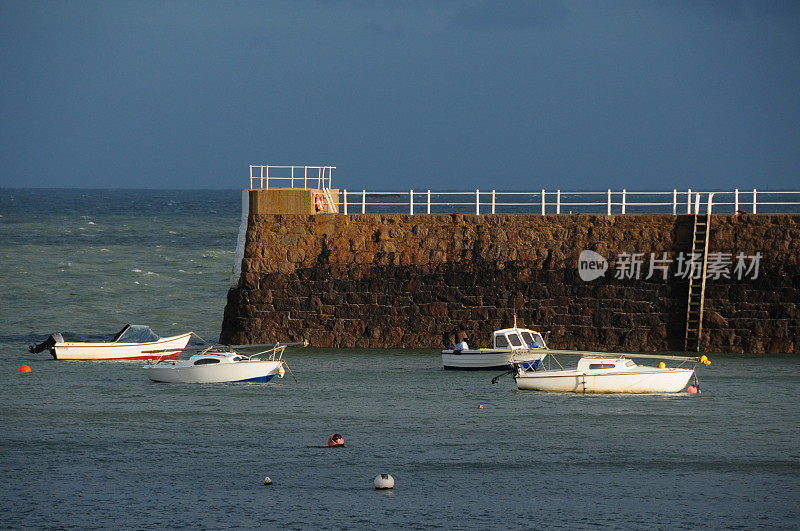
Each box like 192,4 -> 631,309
507,350 -> 711,393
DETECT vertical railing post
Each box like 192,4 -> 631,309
362,189 -> 366,214
264,166 -> 268,189
607,189 -> 612,215
687,188 -> 692,214
672,189 -> 677,215
556,189 -> 561,214
694,192 -> 700,214
410,189 -> 414,215
491,190 -> 496,214
734,188 -> 739,213
304,167 -> 308,189
427,190 -> 431,214
753,188 -> 757,214
621,189 -> 627,214
476,189 -> 480,215
541,189 -> 546,215
343,190 -> 348,215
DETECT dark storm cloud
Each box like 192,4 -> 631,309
659,0 -> 800,20
453,0 -> 570,30
0,1 -> 798,190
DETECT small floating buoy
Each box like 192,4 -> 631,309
277,364 -> 286,378
658,362 -> 666,369
478,404 -> 484,409
263,476 -> 273,485
327,433 -> 345,447
686,385 -> 698,394
18,365 -> 32,373
374,473 -> 395,490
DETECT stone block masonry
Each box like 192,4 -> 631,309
220,212 -> 800,353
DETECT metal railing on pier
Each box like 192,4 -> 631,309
337,189 -> 800,215
246,166 -> 799,215
249,165 -> 335,190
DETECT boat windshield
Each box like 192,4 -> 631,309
117,325 -> 161,343
508,333 -> 523,347
520,331 -> 544,348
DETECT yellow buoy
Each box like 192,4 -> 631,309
658,362 -> 666,369
277,364 -> 286,378
478,404 -> 484,409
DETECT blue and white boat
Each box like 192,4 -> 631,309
143,345 -> 288,383
441,325 -> 548,370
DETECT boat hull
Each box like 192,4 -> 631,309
515,367 -> 695,393
442,349 -> 546,371
52,333 -> 192,361
143,359 -> 282,383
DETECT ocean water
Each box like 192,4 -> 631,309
1,189 -> 798,529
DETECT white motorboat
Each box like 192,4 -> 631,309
142,345 -> 289,384
442,326 -> 548,370
28,324 -> 192,361
511,351 -> 710,393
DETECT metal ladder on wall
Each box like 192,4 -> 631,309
317,166 -> 338,213
684,193 -> 715,352
322,187 -> 338,213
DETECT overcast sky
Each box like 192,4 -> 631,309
2,0 -> 798,191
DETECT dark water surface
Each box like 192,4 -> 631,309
1,190 -> 798,529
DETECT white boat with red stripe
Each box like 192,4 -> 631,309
28,324 -> 192,361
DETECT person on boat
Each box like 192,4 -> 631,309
327,433 -> 345,447
454,334 -> 470,352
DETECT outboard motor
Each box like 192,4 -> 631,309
29,333 -> 64,358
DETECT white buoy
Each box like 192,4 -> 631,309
374,473 -> 394,489
263,476 -> 273,485
277,364 -> 286,378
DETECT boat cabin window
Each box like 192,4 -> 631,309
625,360 -> 635,367
589,363 -> 616,370
194,358 -> 221,365
494,335 -> 509,348
508,334 -> 522,347
521,332 -> 544,348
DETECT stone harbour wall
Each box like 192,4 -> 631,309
220,213 -> 800,353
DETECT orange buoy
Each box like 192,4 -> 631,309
314,194 -> 324,212
18,365 -> 32,373
686,385 -> 698,394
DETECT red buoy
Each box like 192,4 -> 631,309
686,385 -> 698,394
18,365 -> 32,373
327,433 -> 345,447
